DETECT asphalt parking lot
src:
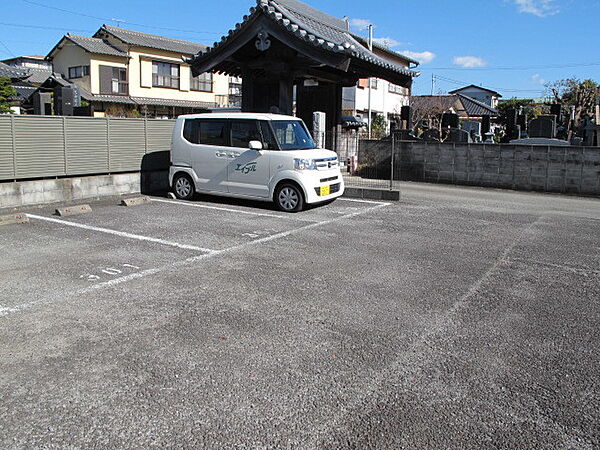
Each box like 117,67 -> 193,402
1,183 -> 599,449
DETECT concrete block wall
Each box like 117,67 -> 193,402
359,140 -> 600,196
0,171 -> 169,210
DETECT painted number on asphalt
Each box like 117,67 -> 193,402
80,264 -> 141,282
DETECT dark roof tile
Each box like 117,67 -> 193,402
457,94 -> 498,117
449,84 -> 502,98
0,62 -> 28,80
98,25 -> 207,55
91,94 -> 216,109
50,35 -> 128,58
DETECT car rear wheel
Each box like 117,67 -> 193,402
275,183 -> 304,212
173,173 -> 194,200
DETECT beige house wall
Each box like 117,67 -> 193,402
51,36 -> 231,108
89,55 -> 128,94
51,44 -> 92,92
127,47 -> 228,105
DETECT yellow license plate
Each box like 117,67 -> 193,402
320,185 -> 331,196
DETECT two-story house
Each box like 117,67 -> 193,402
47,26 -> 230,118
448,85 -> 502,109
342,38 -> 419,131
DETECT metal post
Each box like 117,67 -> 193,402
144,118 -> 148,154
107,117 -> 111,173
62,116 -> 68,176
10,115 -> 17,180
368,24 -> 373,139
390,132 -> 395,190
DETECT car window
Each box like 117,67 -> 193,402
230,120 -> 261,148
183,119 -> 198,143
259,121 -> 278,150
183,119 -> 227,146
199,120 -> 227,146
271,120 -> 316,150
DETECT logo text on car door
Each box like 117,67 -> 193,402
235,162 -> 257,174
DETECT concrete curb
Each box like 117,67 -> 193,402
55,204 -> 93,217
343,187 -> 401,201
121,197 -> 150,207
0,214 -> 29,226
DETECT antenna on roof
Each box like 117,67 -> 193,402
112,18 -> 126,28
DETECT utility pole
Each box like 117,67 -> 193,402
368,24 -> 373,139
431,74 -> 436,95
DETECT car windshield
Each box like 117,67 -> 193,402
271,120 -> 317,150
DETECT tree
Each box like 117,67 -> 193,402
409,96 -> 456,142
496,98 -> 543,127
370,113 -> 388,138
545,78 -> 599,131
495,98 -> 545,142
0,77 -> 17,114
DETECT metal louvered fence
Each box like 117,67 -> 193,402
0,115 -> 175,181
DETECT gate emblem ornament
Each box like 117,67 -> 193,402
255,30 -> 271,51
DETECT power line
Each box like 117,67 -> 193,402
0,21 -> 95,33
20,0 -> 224,36
0,39 -> 16,57
433,75 -> 546,94
419,62 -> 600,71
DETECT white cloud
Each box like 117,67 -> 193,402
373,37 -> 403,48
349,18 -> 371,31
401,50 -> 436,64
531,74 -> 546,85
513,0 -> 559,17
453,56 -> 488,68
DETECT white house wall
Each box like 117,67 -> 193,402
345,79 -> 410,126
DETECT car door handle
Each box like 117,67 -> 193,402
215,152 -> 228,158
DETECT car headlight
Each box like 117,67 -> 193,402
294,158 -> 317,170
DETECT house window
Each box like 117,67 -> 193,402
111,67 -> 128,95
388,83 -> 405,95
152,61 -> 180,89
370,78 -> 378,89
99,65 -> 127,95
229,76 -> 242,108
190,72 -> 213,92
68,66 -> 89,79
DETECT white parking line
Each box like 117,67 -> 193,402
26,214 -> 217,254
2,203 -> 390,318
338,198 -> 391,205
151,198 -> 293,219
81,201 -> 390,293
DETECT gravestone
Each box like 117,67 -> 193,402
529,115 -> 556,138
441,113 -> 459,128
447,128 -> 470,143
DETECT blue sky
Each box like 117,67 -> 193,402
2,0 -> 599,97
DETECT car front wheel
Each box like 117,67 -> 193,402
275,183 -> 304,212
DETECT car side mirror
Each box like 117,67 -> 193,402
249,140 -> 263,151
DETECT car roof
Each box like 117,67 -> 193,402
177,112 -> 300,121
